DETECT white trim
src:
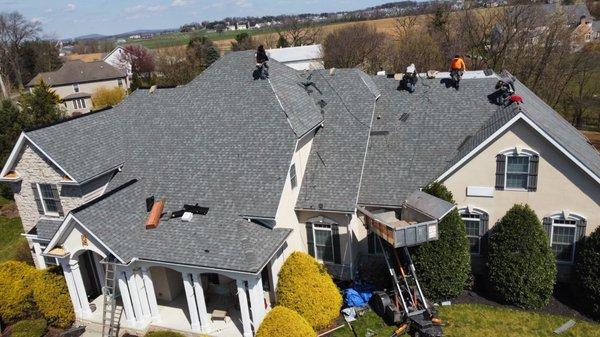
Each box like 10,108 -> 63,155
43,213 -> 125,263
37,183 -> 60,217
0,133 -> 77,182
311,223 -> 335,264
503,154 -> 530,191
547,212 -> 585,264
354,99 -> 377,209
436,113 -> 600,185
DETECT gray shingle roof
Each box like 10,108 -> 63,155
35,218 -> 63,241
296,69 -> 377,212
26,60 -> 126,87
358,75 -> 501,207
62,92 -> 92,100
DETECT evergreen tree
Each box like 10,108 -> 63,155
277,34 -> 290,48
19,79 -> 64,129
576,227 -> 600,319
487,204 -> 556,309
411,182 -> 471,302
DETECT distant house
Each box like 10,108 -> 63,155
267,44 -> 324,71
26,60 -> 129,115
103,46 -> 133,79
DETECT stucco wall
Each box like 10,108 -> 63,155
442,120 -> 599,233
9,143 -> 112,233
150,266 -> 184,302
51,78 -> 127,99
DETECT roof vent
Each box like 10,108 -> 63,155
149,85 -> 157,95
370,130 -> 389,136
146,199 -> 165,229
146,196 -> 155,212
399,113 -> 410,122
329,68 -> 336,76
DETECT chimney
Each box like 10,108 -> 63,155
146,199 -> 165,229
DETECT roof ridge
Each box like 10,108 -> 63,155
25,105 -> 114,133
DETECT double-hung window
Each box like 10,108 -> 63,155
73,98 -> 86,110
313,224 -> 334,263
550,218 -> 577,262
505,155 -> 529,189
459,209 -> 488,255
37,183 -> 60,216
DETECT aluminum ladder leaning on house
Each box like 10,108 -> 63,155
100,257 -> 119,337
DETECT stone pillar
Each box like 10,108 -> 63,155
192,273 -> 210,331
183,273 -> 201,332
133,268 -> 151,319
125,268 -> 144,326
236,279 -> 253,337
33,242 -> 47,269
59,258 -> 82,315
69,259 -> 92,317
117,270 -> 136,325
248,275 -> 266,329
141,267 -> 160,321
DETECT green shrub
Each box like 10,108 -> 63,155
145,331 -> 186,337
576,226 -> 600,319
487,204 -> 556,309
33,271 -> 75,328
276,252 -> 342,330
0,261 -> 39,323
411,182 -> 471,302
11,319 -> 47,337
257,306 -> 316,337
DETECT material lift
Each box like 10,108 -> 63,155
357,191 -> 455,337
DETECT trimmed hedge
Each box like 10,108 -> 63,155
0,261 -> 39,323
11,319 -> 48,337
411,182 -> 471,302
487,204 -> 556,309
257,306 -> 316,337
276,252 -> 342,330
145,331 -> 186,337
33,270 -> 75,328
576,226 -> 600,319
0,261 -> 74,328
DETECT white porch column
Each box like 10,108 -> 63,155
183,273 -> 201,332
192,273 -> 210,331
236,279 -> 253,337
69,259 -> 92,317
133,268 -> 151,319
125,268 -> 144,326
59,258 -> 82,315
117,270 -> 136,325
248,275 -> 266,329
141,267 -> 160,321
33,243 -> 47,269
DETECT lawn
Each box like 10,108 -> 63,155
127,28 -> 279,49
331,304 -> 600,337
0,197 -> 25,263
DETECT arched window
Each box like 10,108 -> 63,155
543,213 -> 587,263
495,148 -> 539,191
459,207 -> 489,255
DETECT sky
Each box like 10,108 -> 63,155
0,0 -> 399,39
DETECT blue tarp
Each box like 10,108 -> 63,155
343,282 -> 375,308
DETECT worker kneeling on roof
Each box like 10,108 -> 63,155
402,64 -> 418,93
450,54 -> 466,87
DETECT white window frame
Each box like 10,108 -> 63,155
73,83 -> 79,93
312,223 -> 334,263
549,213 -> 582,264
500,148 -> 537,191
459,207 -> 487,255
289,163 -> 297,189
36,183 -> 60,217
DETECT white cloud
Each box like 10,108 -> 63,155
45,8 -> 53,13
64,3 -> 75,12
171,0 -> 193,7
147,5 -> 167,12
31,17 -> 48,24
125,4 -> 167,15
233,0 -> 252,8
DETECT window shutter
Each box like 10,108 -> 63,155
575,219 -> 587,258
368,232 -> 375,255
542,217 -> 552,243
479,213 -> 489,254
31,183 -> 44,215
495,154 -> 506,190
527,155 -> 539,191
305,223 -> 315,257
332,225 -> 342,265
50,184 -> 64,216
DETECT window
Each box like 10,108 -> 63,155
73,83 -> 79,93
73,98 -> 86,110
367,231 -> 383,255
118,79 -> 123,87
459,208 -> 488,255
313,224 -> 334,263
37,183 -> 60,216
505,155 -> 529,189
550,218 -> 577,262
289,163 -> 297,189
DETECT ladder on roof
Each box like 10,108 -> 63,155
101,257 -> 119,337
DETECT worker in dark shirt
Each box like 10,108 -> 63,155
255,45 -> 269,79
402,64 -> 418,93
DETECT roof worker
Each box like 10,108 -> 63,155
449,54 -> 466,90
402,64 -> 418,93
254,45 -> 269,80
